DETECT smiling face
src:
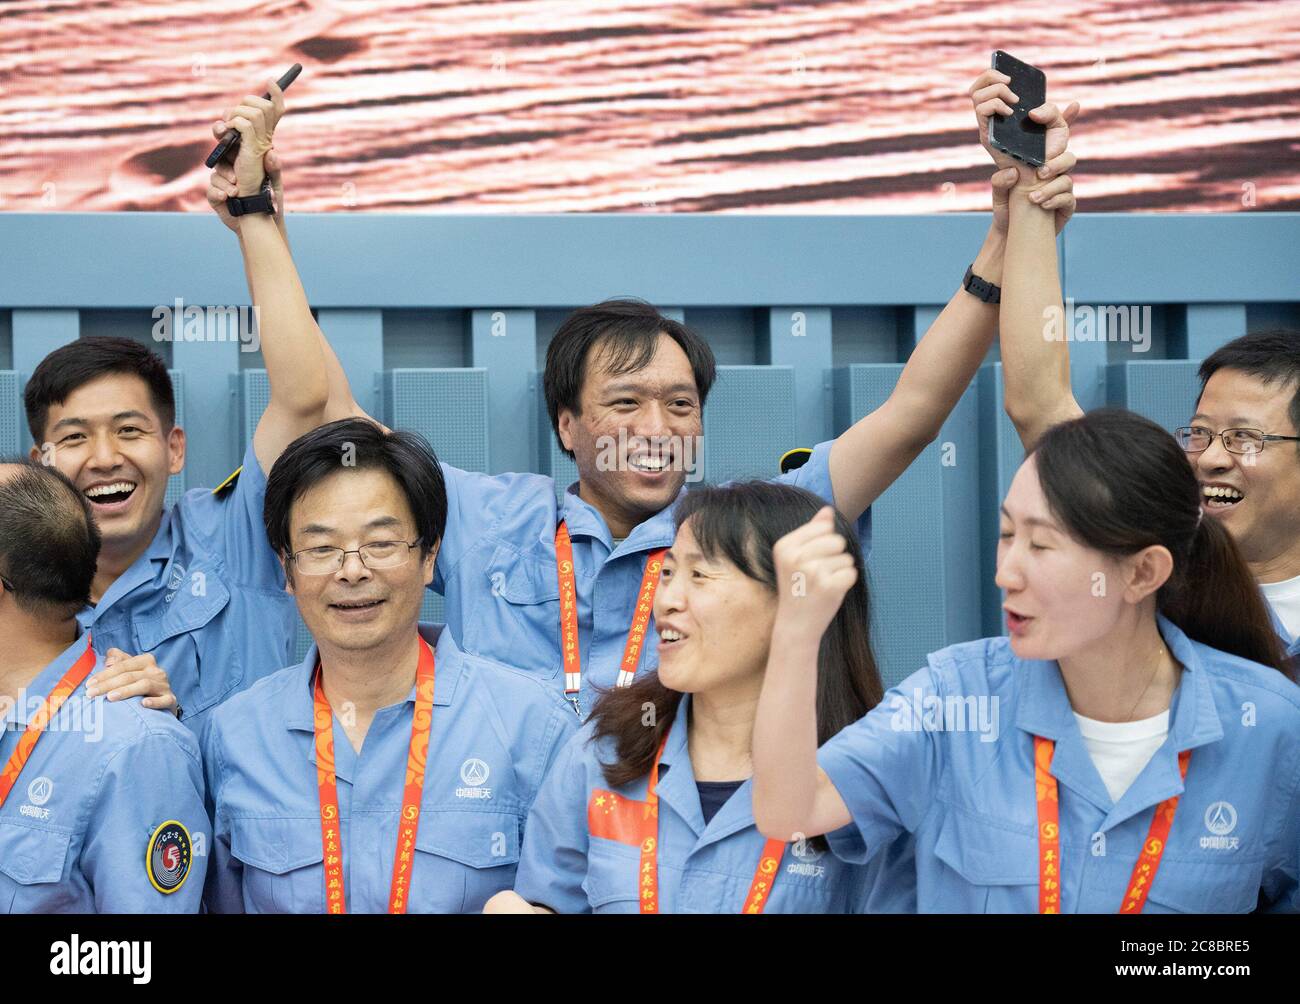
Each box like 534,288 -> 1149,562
1191,367 -> 1300,575
33,373 -> 183,558
557,333 -> 703,536
653,517 -> 776,696
284,467 -> 436,655
996,456 -> 1152,661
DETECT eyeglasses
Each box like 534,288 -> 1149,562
1175,426 -> 1300,457
288,540 -> 421,576
0,572 -> 14,595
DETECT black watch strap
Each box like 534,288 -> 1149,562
963,264 -> 1000,304
227,179 -> 276,217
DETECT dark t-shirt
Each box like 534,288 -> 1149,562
660,763 -> 745,825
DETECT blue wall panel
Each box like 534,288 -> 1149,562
2,211 -> 1296,671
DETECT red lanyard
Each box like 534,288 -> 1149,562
639,735 -> 785,914
0,636 -> 97,809
312,637 -> 436,914
555,521 -> 666,715
1034,735 -> 1190,914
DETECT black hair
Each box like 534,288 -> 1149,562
0,458 -> 100,618
1197,328 -> 1300,450
590,481 -> 883,789
24,336 -> 175,443
543,298 -> 716,458
264,419 -> 447,562
1032,409 -> 1286,673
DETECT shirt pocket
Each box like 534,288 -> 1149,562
0,820 -> 75,913
930,807 -> 1039,913
583,839 -> 643,914
1143,858 -> 1265,914
411,809 -> 522,913
228,816 -> 324,914
462,543 -> 561,678
133,567 -> 235,721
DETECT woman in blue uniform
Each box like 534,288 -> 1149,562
485,481 -> 914,913
753,409 -> 1299,913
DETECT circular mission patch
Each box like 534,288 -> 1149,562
146,819 -> 193,895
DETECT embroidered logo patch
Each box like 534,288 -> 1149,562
146,820 -> 193,894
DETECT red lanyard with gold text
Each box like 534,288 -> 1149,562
313,637 -> 436,914
555,520 -> 666,716
1034,735 -> 1190,914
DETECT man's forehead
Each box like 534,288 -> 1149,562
1195,367 -> 1297,426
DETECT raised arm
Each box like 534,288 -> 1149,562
827,72 -> 1076,521
208,80 -> 330,473
752,508 -> 855,840
972,70 -> 1085,449
207,86 -> 381,450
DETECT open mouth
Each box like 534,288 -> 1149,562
628,454 -> 675,475
329,598 -> 386,617
658,626 -> 689,650
1004,609 -> 1032,635
1201,484 -> 1245,511
83,481 -> 138,509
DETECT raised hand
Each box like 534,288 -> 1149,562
771,506 -> 858,644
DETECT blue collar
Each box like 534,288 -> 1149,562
284,622 -> 467,734
78,507 -> 178,625
1014,614 -> 1225,825
652,694 -> 760,847
559,482 -> 681,557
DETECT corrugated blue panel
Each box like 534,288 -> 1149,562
834,364 -> 981,688
0,372 -> 19,457
703,366 -> 796,485
385,369 -> 489,473
1107,360 -> 1203,434
385,367 -> 494,629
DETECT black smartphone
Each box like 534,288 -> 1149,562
205,63 -> 303,168
987,51 -> 1046,167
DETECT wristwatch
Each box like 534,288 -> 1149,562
963,264 -> 1001,304
227,179 -> 276,217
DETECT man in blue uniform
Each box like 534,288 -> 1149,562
202,420 -> 575,913
0,460 -> 207,913
23,78 -> 361,731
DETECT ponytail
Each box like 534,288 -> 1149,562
1161,514 -> 1288,672
1034,409 -> 1289,676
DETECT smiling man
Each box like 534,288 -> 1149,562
201,419 -> 574,913
1182,332 -> 1300,675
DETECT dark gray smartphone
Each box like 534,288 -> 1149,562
988,51 -> 1046,167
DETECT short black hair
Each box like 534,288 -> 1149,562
264,419 -> 448,560
24,336 -> 176,443
1198,328 -> 1300,445
0,459 -> 100,618
543,298 -> 716,459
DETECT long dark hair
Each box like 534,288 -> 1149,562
590,481 -> 883,787
1033,409 -> 1287,673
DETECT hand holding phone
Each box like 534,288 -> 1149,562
987,51 -> 1047,167
205,63 -> 302,169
